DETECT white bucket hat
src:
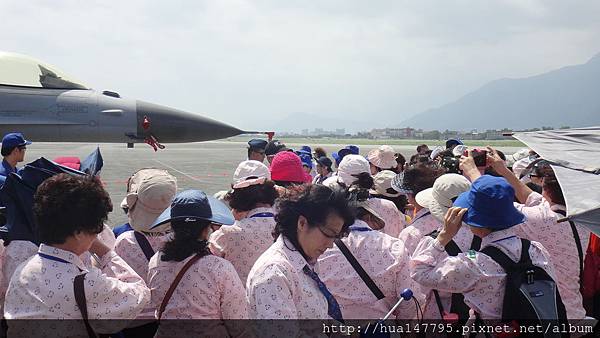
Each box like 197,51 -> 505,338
337,154 -> 371,186
367,145 -> 397,170
232,160 -> 270,189
415,173 -> 471,223
369,170 -> 400,197
506,148 -> 531,168
123,168 -> 177,233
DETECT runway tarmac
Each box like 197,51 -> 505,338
23,141 -> 522,227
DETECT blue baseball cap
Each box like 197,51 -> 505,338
295,149 -> 311,157
298,153 -> 313,169
332,145 -> 360,166
149,189 -> 234,230
1,132 -> 32,150
347,145 -> 359,155
453,175 -> 525,230
248,139 -> 268,151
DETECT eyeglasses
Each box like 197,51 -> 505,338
18,146 -> 27,151
317,225 -> 346,240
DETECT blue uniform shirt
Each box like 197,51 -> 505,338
0,159 -> 17,186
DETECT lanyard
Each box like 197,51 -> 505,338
491,235 -> 517,243
411,210 -> 431,223
38,252 -> 70,264
250,212 -> 274,218
349,226 -> 372,232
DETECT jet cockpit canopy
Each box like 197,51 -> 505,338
0,52 -> 88,90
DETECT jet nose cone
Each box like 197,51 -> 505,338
136,101 -> 243,143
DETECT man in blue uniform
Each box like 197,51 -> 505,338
247,139 -> 268,163
0,132 -> 32,186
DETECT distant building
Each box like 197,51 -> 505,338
370,127 -> 415,139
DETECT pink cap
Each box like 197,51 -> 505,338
270,152 -> 307,183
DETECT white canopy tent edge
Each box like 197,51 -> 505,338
512,126 -> 600,236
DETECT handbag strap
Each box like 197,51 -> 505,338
74,273 -> 97,338
157,254 -> 202,320
134,231 -> 155,261
334,239 -> 385,300
554,210 -> 584,292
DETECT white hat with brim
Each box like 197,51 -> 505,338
415,173 -> 471,223
232,160 -> 270,189
506,148 -> 531,168
337,154 -> 371,185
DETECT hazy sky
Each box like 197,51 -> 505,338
2,0 -> 600,132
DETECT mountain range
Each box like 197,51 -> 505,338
400,53 -> 600,131
267,53 -> 600,133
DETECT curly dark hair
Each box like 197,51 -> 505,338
351,172 -> 374,190
161,219 -> 212,262
34,174 -> 113,245
274,185 -> 355,259
226,181 -> 279,211
395,153 -> 406,167
313,147 -> 327,159
409,153 -> 434,166
402,164 -> 445,195
337,172 -> 373,202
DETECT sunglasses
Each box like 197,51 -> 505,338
317,225 -> 346,240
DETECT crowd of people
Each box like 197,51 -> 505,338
0,132 -> 598,337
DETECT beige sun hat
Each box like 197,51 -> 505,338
122,168 -> 177,233
369,170 -> 400,197
367,145 -> 397,170
232,160 -> 270,189
358,198 -> 386,226
415,173 -> 471,223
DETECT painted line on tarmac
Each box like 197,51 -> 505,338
152,159 -> 210,183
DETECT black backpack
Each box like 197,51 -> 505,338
480,239 -> 568,338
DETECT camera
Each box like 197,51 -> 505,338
441,156 -> 461,174
473,149 -> 487,167
465,149 -> 487,167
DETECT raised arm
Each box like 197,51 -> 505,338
486,147 -> 533,204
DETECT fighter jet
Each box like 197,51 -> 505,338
0,52 -> 252,150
